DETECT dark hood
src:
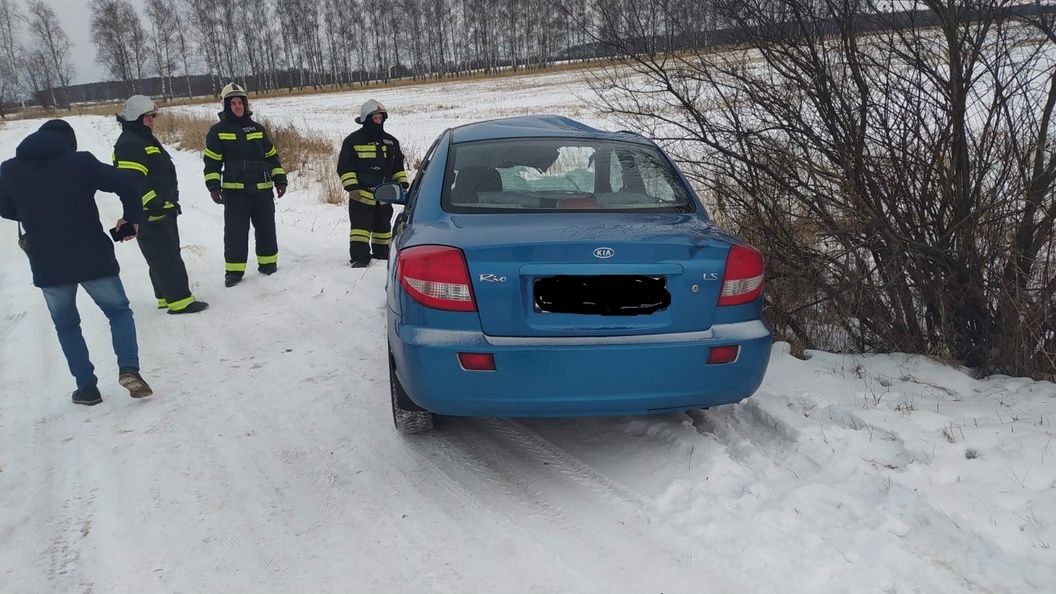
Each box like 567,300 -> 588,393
362,118 -> 385,140
16,119 -> 77,159
119,118 -> 157,141
220,96 -> 253,124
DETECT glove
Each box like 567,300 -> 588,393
400,182 -> 409,191
276,184 -> 287,198
210,188 -> 224,204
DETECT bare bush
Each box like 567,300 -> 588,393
153,110 -> 343,204
585,0 -> 1056,379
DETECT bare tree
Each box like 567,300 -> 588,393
295,0 -> 325,87
146,0 -> 179,99
462,0 -> 499,74
170,3 -> 196,97
350,0 -> 372,84
26,0 -> 73,108
0,0 -> 24,115
276,0 -> 312,87
364,0 -> 389,79
524,0 -> 556,69
424,0 -> 452,77
397,0 -> 427,79
246,1 -> 282,91
129,6 -> 149,84
181,0 -> 225,94
215,0 -> 240,79
90,0 -> 147,94
583,0 -> 1056,378
499,0 -> 522,71
322,0 -> 350,85
21,46 -> 53,107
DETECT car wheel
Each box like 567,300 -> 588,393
389,354 -> 434,434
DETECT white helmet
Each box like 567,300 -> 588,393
356,99 -> 387,124
220,82 -> 247,101
119,95 -> 158,122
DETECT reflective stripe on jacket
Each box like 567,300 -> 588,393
336,127 -> 407,205
113,123 -> 178,221
204,112 -> 287,194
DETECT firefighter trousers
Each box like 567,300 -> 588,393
137,214 -> 193,309
223,191 -> 277,274
348,200 -> 394,263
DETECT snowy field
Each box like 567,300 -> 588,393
0,69 -> 1054,594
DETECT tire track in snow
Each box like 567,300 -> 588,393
392,435 -> 607,594
422,417 -> 747,593
27,414 -> 95,594
487,418 -> 659,511
0,311 -> 26,343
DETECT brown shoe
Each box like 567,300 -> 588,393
118,368 -> 153,399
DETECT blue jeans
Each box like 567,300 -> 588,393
41,275 -> 140,389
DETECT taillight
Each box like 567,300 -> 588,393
708,345 -> 740,364
718,243 -> 764,306
457,352 -> 496,371
397,245 -> 476,311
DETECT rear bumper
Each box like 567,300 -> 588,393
389,317 -> 772,417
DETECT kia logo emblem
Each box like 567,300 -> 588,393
593,247 -> 615,259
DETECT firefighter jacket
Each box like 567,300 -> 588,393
337,126 -> 408,205
113,122 -> 178,222
203,112 -> 287,195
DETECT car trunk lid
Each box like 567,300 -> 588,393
440,214 -> 733,337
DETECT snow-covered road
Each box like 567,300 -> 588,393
1,74 -> 1053,593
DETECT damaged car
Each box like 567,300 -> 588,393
374,115 -> 772,433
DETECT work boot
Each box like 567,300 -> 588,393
118,368 -> 153,399
350,259 -> 371,268
224,273 -> 243,288
258,263 -> 277,275
168,300 -> 209,315
72,385 -> 102,406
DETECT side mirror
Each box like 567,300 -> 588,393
373,182 -> 406,205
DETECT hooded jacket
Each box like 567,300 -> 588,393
0,120 -> 145,287
113,119 -> 179,221
337,118 -> 408,205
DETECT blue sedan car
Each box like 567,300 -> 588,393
375,115 -> 772,433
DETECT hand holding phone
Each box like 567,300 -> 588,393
110,221 -> 137,242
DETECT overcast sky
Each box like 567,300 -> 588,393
39,0 -> 108,85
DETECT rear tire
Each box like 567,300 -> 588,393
389,353 -> 434,434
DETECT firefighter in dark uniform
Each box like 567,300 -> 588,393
114,95 -> 209,314
337,99 -> 408,267
203,82 -> 288,287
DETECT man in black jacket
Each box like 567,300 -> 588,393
203,83 -> 288,287
337,99 -> 408,267
0,119 -> 154,405
115,95 -> 208,314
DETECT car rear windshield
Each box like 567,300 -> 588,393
442,138 -> 696,213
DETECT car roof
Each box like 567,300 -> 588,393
448,115 -> 651,145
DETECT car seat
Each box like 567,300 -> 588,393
452,166 -> 502,204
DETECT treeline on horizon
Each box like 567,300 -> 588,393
6,0 -> 1053,110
